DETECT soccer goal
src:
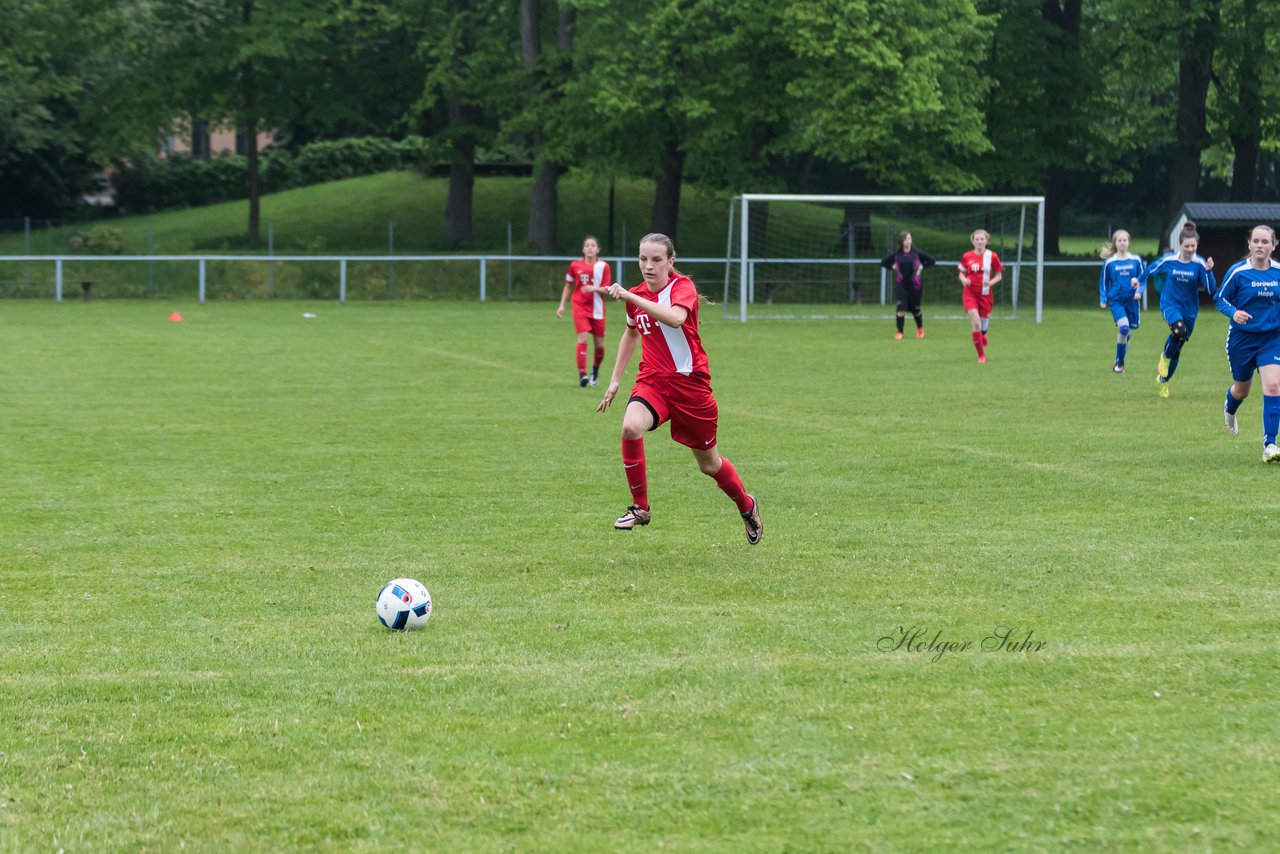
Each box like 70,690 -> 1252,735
722,194 -> 1046,322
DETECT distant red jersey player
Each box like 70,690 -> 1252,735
556,235 -> 611,387
957,229 -> 1003,363
596,233 -> 761,544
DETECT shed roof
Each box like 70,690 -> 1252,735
1175,202 -> 1280,225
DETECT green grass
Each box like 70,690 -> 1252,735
3,301 -> 1277,851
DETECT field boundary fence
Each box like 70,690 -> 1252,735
0,253 -> 1107,313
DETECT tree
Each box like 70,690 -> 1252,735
972,0 -> 1097,253
567,0 -> 793,245
517,0 -> 574,253
782,0 -> 995,193
1166,0 -> 1220,221
1206,0 -> 1280,200
0,0 -> 124,216
410,0 -> 519,245
96,0 -> 344,246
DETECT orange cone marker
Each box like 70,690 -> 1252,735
168,311 -> 184,322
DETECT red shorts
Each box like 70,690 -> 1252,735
572,311 -> 605,338
961,287 -> 993,318
630,374 -> 718,449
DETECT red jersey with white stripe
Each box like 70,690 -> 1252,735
959,249 -> 1002,291
625,274 -> 710,380
565,259 -> 610,319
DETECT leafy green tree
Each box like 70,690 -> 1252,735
515,0 -> 575,253
566,0 -> 793,245
1205,0 -> 1280,200
780,0 -> 995,194
97,0 -> 346,246
0,0 -> 123,216
408,0 -> 520,245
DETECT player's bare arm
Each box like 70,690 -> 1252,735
598,327 -> 641,413
603,284 -> 689,328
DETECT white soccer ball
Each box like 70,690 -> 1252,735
376,578 -> 432,631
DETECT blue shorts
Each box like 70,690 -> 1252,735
1225,328 -> 1280,382
1109,300 -> 1140,329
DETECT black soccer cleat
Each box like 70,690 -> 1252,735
741,495 -> 762,545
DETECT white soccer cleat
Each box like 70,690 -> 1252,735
1265,444 -> 1280,463
1224,409 -> 1239,436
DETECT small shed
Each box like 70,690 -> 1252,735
1165,202 -> 1280,265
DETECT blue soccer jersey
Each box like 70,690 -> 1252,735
1144,252 -> 1216,322
1215,259 -> 1280,333
1099,254 -> 1146,304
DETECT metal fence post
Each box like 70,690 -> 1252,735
147,222 -> 155,296
388,221 -> 395,298
480,257 -> 487,303
339,259 -> 347,304
268,221 -> 275,298
199,258 -> 206,304
55,258 -> 63,302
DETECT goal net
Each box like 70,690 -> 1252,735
722,194 -> 1045,322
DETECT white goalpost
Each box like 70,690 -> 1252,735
723,194 -> 1046,323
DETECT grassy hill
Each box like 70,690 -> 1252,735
1,171 -> 1152,259
0,172 -> 736,258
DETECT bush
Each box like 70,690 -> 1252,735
112,137 -> 440,213
69,225 -> 126,254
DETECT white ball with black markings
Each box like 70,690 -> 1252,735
376,578 -> 432,631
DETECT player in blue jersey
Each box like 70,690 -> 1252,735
1213,225 -> 1280,462
1143,222 -> 1217,397
1098,229 -> 1146,373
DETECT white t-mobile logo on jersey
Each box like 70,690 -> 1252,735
635,314 -> 653,334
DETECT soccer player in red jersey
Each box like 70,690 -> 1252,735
556,235 -> 611,387
596,233 -> 762,544
957,228 -> 1003,363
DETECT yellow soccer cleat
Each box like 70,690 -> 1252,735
1157,354 -> 1170,379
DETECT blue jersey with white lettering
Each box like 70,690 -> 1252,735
1143,252 -> 1216,321
1214,259 -> 1280,333
1099,254 -> 1146,304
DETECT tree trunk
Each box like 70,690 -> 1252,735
651,137 -> 684,244
445,98 -> 476,245
528,156 -> 558,253
1228,0 -> 1260,201
522,0 -> 573,254
241,1 -> 260,248
1039,0 -> 1079,256
1165,0 -> 1219,223
1042,165 -> 1063,256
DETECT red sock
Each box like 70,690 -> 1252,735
622,437 -> 648,509
972,331 -> 985,357
712,456 -> 753,513
576,342 -> 588,373
593,345 -> 605,368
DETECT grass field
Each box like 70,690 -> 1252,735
2,300 -> 1277,851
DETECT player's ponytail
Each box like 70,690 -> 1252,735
1178,221 -> 1199,243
